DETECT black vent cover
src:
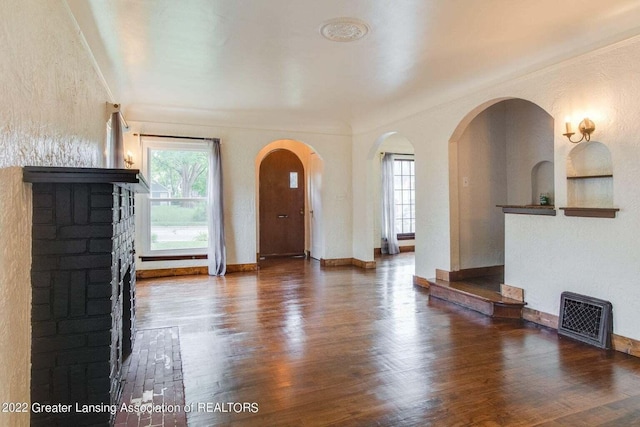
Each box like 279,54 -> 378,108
558,292 -> 613,349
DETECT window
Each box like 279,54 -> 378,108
394,158 -> 415,239
141,138 -> 209,254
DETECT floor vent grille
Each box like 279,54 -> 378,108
558,292 -> 612,349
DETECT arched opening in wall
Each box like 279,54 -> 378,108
449,98 -> 554,280
370,132 -> 416,268
255,140 -> 324,261
566,141 -> 613,208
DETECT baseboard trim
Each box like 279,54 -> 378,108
227,263 -> 259,273
413,275 -> 430,289
374,246 -> 415,257
352,258 -> 377,269
612,334 -> 640,358
320,258 -> 376,269
436,265 -> 504,282
523,307 -> 640,358
137,266 -> 208,279
137,263 -> 258,279
523,307 -> 559,329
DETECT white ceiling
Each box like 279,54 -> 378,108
66,0 -> 640,133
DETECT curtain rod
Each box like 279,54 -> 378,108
136,133 -> 220,143
380,151 -> 414,156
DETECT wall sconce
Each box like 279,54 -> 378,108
563,117 -> 595,143
124,151 -> 134,169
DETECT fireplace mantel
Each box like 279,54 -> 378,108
23,166 -> 149,193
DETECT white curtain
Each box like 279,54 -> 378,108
207,139 -> 226,275
381,153 -> 399,254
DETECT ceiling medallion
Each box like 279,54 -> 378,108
320,18 -> 369,42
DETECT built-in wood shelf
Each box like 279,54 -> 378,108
567,174 -> 613,180
559,207 -> 619,218
497,205 -> 556,216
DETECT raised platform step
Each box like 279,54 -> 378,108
427,278 -> 526,319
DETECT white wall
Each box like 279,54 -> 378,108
127,122 -> 352,270
0,0 -> 110,424
353,35 -> 640,341
456,103 -> 507,269
505,99 -> 555,205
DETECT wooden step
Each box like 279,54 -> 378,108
427,278 -> 526,319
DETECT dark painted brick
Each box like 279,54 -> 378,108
91,183 -> 113,194
33,208 -> 53,224
53,272 -> 69,318
32,287 -> 51,305
31,368 -> 50,386
90,208 -> 114,224
87,362 -> 110,379
32,321 -> 57,337
33,239 -> 87,255
58,316 -> 111,334
55,185 -> 72,225
32,271 -> 51,288
31,386 -> 50,405
89,268 -> 112,283
31,352 -> 55,369
69,365 -> 87,402
89,238 -> 113,253
87,377 -> 111,396
87,284 -> 111,299
87,332 -> 111,347
73,184 -> 90,225
70,271 -> 87,317
32,224 -> 57,240
87,299 -> 112,316
33,193 -> 53,208
58,225 -> 114,239
32,183 -> 53,193
33,335 -> 86,353
59,254 -> 112,270
52,366 -> 69,401
31,256 -> 60,272
32,304 -> 52,321
57,346 -> 109,365
91,194 -> 113,208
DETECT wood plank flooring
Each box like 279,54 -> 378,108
133,254 -> 640,426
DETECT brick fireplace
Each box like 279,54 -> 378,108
24,167 -> 148,426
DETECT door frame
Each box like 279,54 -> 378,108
255,140 -> 322,261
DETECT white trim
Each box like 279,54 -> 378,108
140,137 -> 211,257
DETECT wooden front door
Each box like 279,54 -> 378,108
259,149 -> 305,257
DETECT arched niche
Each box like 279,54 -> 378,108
566,141 -> 613,208
531,160 -> 554,205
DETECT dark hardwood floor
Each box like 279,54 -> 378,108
131,253 -> 640,426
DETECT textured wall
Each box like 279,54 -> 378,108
0,0 -> 109,423
0,168 -> 32,426
0,0 -> 107,168
457,103 -> 507,269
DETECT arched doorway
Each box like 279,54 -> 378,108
449,98 -> 554,273
259,149 -> 305,257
